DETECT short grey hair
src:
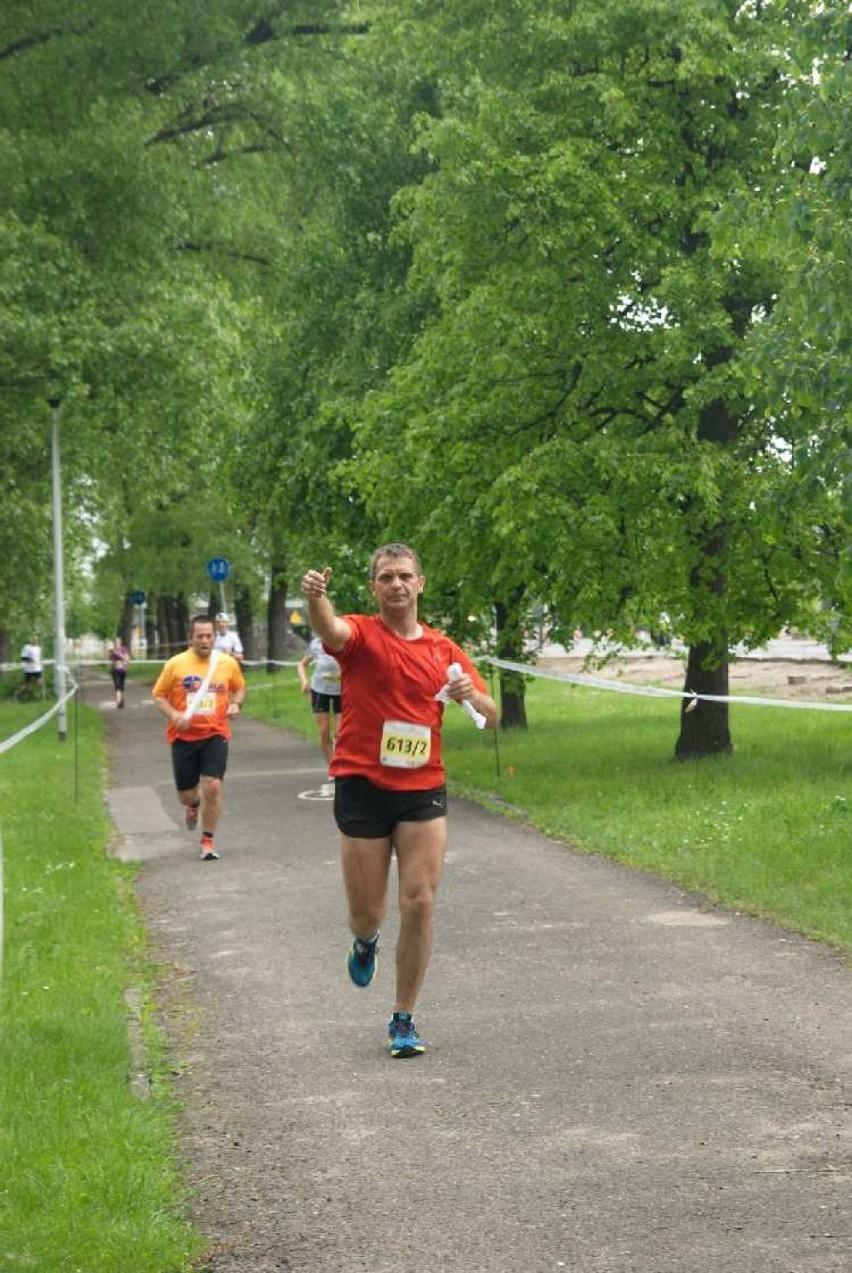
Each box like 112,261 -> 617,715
369,542 -> 422,580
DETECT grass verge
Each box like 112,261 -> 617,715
243,665 -> 851,960
0,700 -> 204,1273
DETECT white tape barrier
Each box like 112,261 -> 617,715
482,656 -> 852,713
1,658 -> 132,672
4,655 -> 849,724
0,659 -> 300,753
5,656 -> 321,675
1,657 -> 300,673
0,667 -> 79,755
0,659 -> 55,673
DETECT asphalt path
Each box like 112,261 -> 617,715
96,675 -> 850,1273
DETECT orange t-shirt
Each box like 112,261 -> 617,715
327,614 -> 488,790
152,649 -> 245,744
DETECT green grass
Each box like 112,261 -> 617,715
2,664 -> 845,1269
0,701 -> 204,1273
244,666 -> 852,960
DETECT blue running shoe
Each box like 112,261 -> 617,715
347,933 -> 378,987
387,1012 -> 425,1058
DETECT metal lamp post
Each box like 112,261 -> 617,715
49,396 -> 68,742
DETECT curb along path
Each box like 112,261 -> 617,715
101,677 -> 851,1273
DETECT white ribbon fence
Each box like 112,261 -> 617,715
480,656 -> 852,713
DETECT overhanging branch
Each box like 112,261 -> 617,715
245,18 -> 370,44
0,21 -> 93,61
176,239 -> 271,266
145,9 -> 370,95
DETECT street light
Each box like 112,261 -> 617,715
48,396 -> 67,742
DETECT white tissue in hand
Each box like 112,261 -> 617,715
435,662 -> 487,729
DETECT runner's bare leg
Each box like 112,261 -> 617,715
340,836 -> 393,940
393,818 -> 447,1014
198,775 -> 223,834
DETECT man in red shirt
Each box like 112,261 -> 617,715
302,543 -> 497,1056
152,615 -> 245,861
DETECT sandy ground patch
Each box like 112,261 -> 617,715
536,653 -> 852,703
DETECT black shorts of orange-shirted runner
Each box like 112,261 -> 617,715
171,735 -> 229,791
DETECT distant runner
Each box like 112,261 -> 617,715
301,542 -> 497,1057
152,615 -> 245,861
108,635 -> 130,709
20,640 -> 44,693
213,612 -> 244,663
297,633 -> 342,783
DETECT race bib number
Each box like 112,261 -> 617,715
380,720 -> 431,769
194,692 -> 217,715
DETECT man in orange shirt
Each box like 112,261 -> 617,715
302,543 -> 498,1056
152,615 -> 245,861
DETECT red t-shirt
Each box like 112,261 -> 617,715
327,614 -> 488,790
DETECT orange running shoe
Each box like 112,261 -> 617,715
199,834 -> 218,861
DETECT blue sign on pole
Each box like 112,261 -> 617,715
131,590 -> 145,605
206,557 -> 231,583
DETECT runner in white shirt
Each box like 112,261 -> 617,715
20,641 -> 44,697
21,642 -> 43,682
297,633 -> 342,773
213,613 -> 243,663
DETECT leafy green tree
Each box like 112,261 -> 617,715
352,0 -> 842,754
220,19 -> 438,645
720,3 -> 852,654
3,0 -> 844,738
0,1 -> 313,650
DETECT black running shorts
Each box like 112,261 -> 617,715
171,735 -> 229,791
310,689 -> 342,715
334,776 -> 447,839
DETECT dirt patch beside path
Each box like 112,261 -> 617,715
536,654 -> 852,703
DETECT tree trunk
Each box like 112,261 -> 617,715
495,593 -> 527,729
155,596 -> 167,657
155,596 -> 169,658
0,627 -> 10,665
675,637 -> 733,759
267,560 -> 289,671
157,594 -> 188,657
177,594 -> 189,645
674,340 -> 742,758
117,593 -> 134,647
235,583 -> 255,661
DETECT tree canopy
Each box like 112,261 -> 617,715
1,0 -> 847,755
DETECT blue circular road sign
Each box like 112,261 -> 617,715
206,557 -> 231,582
131,590 -> 145,605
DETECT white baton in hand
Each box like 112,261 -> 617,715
435,662 -> 487,729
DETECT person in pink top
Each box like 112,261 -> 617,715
108,636 -> 130,709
